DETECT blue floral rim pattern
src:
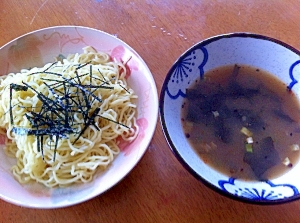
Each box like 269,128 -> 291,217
219,178 -> 299,201
166,34 -> 300,100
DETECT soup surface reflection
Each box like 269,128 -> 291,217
181,64 -> 300,181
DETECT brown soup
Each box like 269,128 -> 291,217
181,64 -> 300,181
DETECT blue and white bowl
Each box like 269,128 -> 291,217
159,33 -> 300,204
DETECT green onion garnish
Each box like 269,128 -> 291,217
245,143 -> 253,153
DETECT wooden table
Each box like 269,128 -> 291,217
1,0 -> 300,222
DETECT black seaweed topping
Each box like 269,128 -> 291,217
9,62 -> 130,161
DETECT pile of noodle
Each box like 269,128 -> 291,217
0,46 -> 138,187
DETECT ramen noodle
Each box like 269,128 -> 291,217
0,46 -> 138,187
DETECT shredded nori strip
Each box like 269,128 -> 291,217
9,62 -> 130,161
72,107 -> 101,144
119,84 -> 130,94
9,84 -> 29,124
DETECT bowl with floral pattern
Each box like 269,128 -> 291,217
159,33 -> 300,204
0,26 -> 158,208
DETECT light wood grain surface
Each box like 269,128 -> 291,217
1,0 -> 300,222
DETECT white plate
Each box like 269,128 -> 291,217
0,26 -> 158,208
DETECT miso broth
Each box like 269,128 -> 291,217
181,64 -> 300,181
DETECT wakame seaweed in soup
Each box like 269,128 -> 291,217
181,64 -> 300,181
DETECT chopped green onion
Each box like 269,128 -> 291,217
282,157 -> 292,166
212,111 -> 219,118
246,137 -> 253,144
245,143 -> 253,153
290,144 -> 300,151
240,127 -> 253,137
